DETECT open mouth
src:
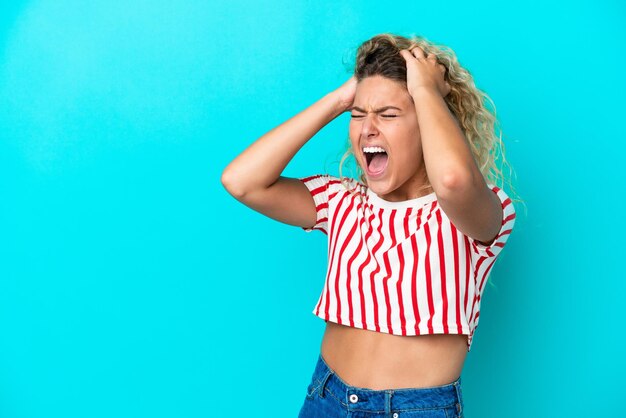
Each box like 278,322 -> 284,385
363,146 -> 389,176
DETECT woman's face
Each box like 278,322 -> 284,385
349,75 -> 431,201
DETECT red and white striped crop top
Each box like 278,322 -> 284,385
298,174 -> 516,352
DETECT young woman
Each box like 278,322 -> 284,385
221,33 -> 517,418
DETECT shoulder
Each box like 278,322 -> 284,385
486,183 -> 516,217
299,174 -> 362,196
471,183 -> 517,257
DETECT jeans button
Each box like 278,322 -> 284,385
349,393 -> 359,403
393,413 -> 399,418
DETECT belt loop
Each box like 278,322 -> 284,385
454,378 -> 463,414
318,369 -> 333,398
385,390 -> 393,416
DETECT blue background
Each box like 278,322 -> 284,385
1,1 -> 624,417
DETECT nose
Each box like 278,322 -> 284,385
360,114 -> 379,139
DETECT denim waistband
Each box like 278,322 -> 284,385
310,353 -> 463,413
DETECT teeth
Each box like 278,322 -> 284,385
362,146 -> 387,153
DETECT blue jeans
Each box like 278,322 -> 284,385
298,354 -> 464,418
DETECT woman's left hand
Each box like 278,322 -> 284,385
400,47 -> 451,99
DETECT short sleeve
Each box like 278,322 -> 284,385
470,184 -> 516,258
298,174 -> 350,235
297,174 -> 334,234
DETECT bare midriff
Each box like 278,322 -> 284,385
320,321 -> 468,390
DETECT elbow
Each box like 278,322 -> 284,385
438,169 -> 473,196
221,169 -> 245,199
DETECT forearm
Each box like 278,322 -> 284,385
411,87 -> 481,193
221,91 -> 345,196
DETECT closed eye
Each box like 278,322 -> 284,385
350,114 -> 398,118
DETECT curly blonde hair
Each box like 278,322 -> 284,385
333,32 -> 523,217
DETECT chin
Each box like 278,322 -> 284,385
366,176 -> 393,191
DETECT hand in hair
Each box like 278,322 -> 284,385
399,47 -> 451,99
333,75 -> 358,113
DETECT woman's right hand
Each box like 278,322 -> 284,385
333,75 -> 358,113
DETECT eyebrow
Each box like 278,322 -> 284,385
349,106 -> 402,113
